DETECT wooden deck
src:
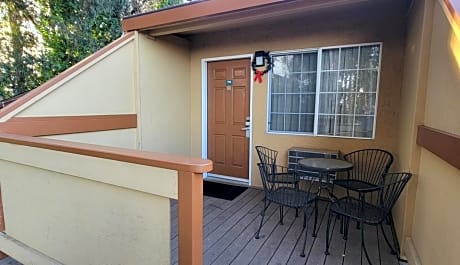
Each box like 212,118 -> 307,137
171,188 -> 403,265
0,187 -> 405,265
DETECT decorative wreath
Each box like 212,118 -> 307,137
252,51 -> 273,84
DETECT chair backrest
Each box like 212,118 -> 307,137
257,163 -> 277,194
257,163 -> 315,202
380,172 -> 412,211
255,146 -> 278,166
344,149 -> 394,186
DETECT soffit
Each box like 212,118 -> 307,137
122,0 -> 370,36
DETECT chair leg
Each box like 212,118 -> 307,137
360,227 -> 363,265
303,208 -> 306,228
300,208 -> 309,257
295,180 -> 300,219
361,221 -> 373,265
279,205 -> 284,225
380,224 -> 397,255
255,199 -> 270,239
376,225 -> 382,265
385,215 -> 391,225
312,198 -> 318,237
388,214 -> 401,258
354,190 -> 361,231
325,211 -> 333,255
340,215 -> 344,235
343,217 -> 350,240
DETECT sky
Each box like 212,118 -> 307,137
451,0 -> 460,13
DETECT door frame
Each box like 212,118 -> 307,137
201,54 -> 254,185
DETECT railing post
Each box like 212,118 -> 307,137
178,171 -> 203,265
0,187 -> 7,259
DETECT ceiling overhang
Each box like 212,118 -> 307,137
122,0 -> 369,36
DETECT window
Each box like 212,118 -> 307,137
268,43 -> 382,139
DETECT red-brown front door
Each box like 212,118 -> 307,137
207,59 -> 250,179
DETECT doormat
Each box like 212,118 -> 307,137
203,181 -> 248,201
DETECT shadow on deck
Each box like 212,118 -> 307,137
171,188 -> 403,265
0,188 -> 405,265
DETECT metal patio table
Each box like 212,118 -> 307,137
298,157 -> 353,201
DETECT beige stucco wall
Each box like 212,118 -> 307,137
137,33 -> 192,155
0,141 -> 178,265
409,2 -> 460,264
44,128 -> 137,149
3,37 -> 140,150
190,3 -> 406,186
395,0 -> 433,257
16,39 -> 136,117
14,32 -> 194,154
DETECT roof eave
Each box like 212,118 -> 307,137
121,0 -> 367,35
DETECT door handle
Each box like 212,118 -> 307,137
242,126 -> 251,138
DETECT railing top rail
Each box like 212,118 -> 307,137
0,132 -> 213,173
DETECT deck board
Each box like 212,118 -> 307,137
204,197 -> 265,264
323,214 -> 345,265
203,192 -> 264,252
171,188 -> 401,265
170,195 -> 227,242
300,201 -> 328,265
210,204 -> 278,265
0,187 -> 403,265
343,219 -> 364,265
229,202 -> 282,264
249,208 -> 297,264
267,208 -> 308,265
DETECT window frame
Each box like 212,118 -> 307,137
266,42 -> 383,140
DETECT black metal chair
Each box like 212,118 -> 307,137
334,149 -> 394,195
334,149 -> 394,240
325,172 -> 412,265
255,163 -> 318,257
255,145 -> 301,216
255,145 -> 301,184
255,145 -> 279,166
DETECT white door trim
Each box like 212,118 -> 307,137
201,54 -> 254,185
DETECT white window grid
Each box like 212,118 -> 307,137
267,42 -> 383,139
269,51 -> 318,133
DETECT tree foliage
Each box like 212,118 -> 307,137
0,0 -> 182,99
0,0 -> 42,97
37,0 -> 132,80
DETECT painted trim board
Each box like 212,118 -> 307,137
416,125 -> 460,170
0,114 -> 137,137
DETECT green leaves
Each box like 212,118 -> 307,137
38,0 -> 124,79
1,0 -> 183,100
0,1 -> 43,96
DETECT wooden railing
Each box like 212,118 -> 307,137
0,132 -> 212,265
416,125 -> 460,170
0,115 -> 137,137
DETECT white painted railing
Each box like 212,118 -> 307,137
0,133 -> 211,265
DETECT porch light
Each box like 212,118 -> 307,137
252,50 -> 273,84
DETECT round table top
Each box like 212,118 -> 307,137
298,157 -> 353,172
